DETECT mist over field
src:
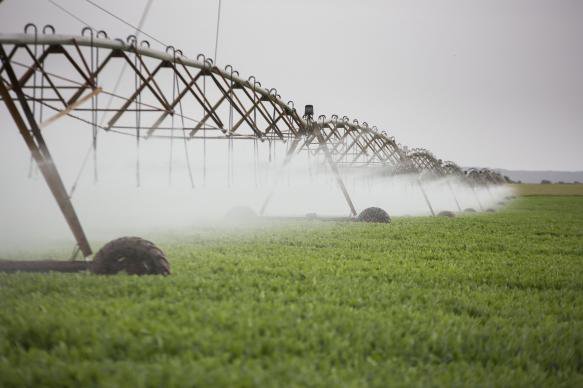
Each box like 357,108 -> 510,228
0,122 -> 511,253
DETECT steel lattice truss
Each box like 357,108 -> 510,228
0,28 -> 506,257
0,30 -> 504,180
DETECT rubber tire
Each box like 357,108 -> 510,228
91,237 -> 170,275
357,207 -> 391,223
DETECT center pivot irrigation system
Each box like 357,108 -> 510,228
0,26 -> 506,275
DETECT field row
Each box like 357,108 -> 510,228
1,196 -> 582,386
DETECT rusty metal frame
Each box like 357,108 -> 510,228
0,29 -> 506,251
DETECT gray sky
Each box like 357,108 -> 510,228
1,0 -> 582,170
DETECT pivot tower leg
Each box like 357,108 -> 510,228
259,136 -> 301,215
447,181 -> 462,212
0,46 -> 92,257
417,180 -> 435,216
314,128 -> 357,217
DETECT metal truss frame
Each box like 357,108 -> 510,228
0,31 -> 505,256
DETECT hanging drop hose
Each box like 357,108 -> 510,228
228,70 -> 234,187
174,55 -> 195,189
83,27 -> 99,183
92,44 -> 98,183
94,38 -> 99,183
135,44 -> 142,187
203,78 -> 207,187
225,65 -> 237,187
200,56 -> 208,186
307,141 -> 312,182
230,140 -> 233,186
254,137 -> 258,187
271,134 -> 275,164
272,102 -> 277,163
25,24 -> 37,179
249,76 -> 259,188
168,49 -> 176,187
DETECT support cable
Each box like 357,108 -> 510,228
83,0 -> 165,46
47,0 -> 95,31
214,0 -> 222,63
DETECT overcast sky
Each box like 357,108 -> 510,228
1,0 -> 582,170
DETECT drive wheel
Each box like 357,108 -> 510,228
91,237 -> 170,275
357,207 -> 391,223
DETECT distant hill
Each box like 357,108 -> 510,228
494,169 -> 583,184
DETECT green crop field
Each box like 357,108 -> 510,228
510,183 -> 583,196
1,196 -> 582,387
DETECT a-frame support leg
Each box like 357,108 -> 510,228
259,126 -> 358,217
447,181 -> 462,212
314,128 -> 357,217
0,46 -> 92,257
417,179 -> 435,216
259,136 -> 301,215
